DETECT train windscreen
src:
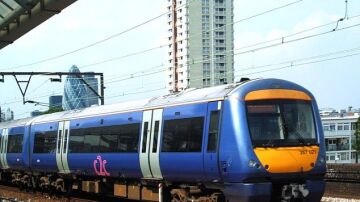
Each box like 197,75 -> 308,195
246,100 -> 317,147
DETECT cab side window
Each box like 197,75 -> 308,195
207,111 -> 220,152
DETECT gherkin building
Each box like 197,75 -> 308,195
62,65 -> 99,110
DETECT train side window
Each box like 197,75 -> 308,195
69,129 -> 85,153
7,134 -> 23,153
100,127 -> 118,153
69,123 -> 140,153
162,117 -> 204,152
117,123 -> 140,152
34,131 -> 57,153
83,128 -> 101,153
207,110 -> 220,152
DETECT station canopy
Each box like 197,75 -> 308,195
0,0 -> 76,50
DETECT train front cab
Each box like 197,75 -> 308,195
220,79 -> 326,202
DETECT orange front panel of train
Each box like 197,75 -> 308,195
254,146 -> 319,173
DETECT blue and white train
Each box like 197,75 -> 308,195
0,78 -> 326,202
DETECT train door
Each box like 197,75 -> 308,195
56,121 -> 70,173
0,128 -> 9,169
139,109 -> 163,179
204,101 -> 222,182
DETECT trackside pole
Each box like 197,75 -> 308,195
159,183 -> 163,202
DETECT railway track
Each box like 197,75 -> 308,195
1,180 -> 360,202
0,184 -> 138,202
325,170 -> 360,183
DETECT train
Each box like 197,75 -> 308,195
0,78 -> 326,202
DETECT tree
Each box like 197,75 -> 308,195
41,106 -> 64,115
353,117 -> 360,163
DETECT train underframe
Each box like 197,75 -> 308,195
0,169 -> 225,202
0,169 -> 325,202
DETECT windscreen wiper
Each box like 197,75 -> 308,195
292,130 -> 307,145
282,115 -> 307,145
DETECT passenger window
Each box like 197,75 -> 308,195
68,132 -> 84,153
83,132 -> 100,153
207,111 -> 220,152
34,131 -> 57,153
100,133 -> 118,153
7,134 -> 23,153
162,117 -> 204,152
69,123 -> 140,153
117,124 -> 140,152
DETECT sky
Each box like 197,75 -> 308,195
0,0 -> 359,119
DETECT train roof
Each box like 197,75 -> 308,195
0,78 -> 315,127
0,117 -> 33,128
28,82 -> 244,124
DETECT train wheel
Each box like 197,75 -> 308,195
171,189 -> 188,202
211,192 -> 225,202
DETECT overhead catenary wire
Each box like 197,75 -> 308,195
3,44 -> 360,107
13,85 -> 167,117
2,2 -> 360,113
12,47 -> 360,117
71,12 -> 360,75
3,24 -> 360,106
1,0 -> 356,79
0,0 -> 198,71
3,26 -> 360,107
44,12 -> 360,90
0,63 -> 165,104
78,0 -> 306,71
235,51 -> 360,78
1,75 -> 167,106
0,0 -> 303,72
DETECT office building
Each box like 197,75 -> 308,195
83,74 -> 99,106
321,108 -> 360,163
31,110 -> 42,117
49,95 -> 63,108
166,0 -> 234,93
0,107 -> 14,122
62,65 -> 99,110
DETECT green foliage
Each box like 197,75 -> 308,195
41,106 -> 64,115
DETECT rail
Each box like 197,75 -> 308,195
325,170 -> 360,183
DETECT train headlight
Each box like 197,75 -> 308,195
248,160 -> 260,168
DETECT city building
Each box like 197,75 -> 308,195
319,108 -> 338,117
49,95 -> 63,108
62,65 -> 99,110
165,0 -> 234,93
83,74 -> 99,106
0,107 -> 14,122
30,110 -> 42,117
321,108 -> 359,163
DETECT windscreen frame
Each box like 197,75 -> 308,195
245,99 -> 318,148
